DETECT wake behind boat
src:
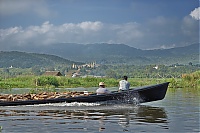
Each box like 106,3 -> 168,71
0,82 -> 169,106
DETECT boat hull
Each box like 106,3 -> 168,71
0,82 -> 169,106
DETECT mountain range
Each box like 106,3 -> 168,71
0,43 -> 199,68
22,43 -> 199,64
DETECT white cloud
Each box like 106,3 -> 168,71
190,7 -> 200,20
34,21 -> 53,34
0,19 -> 198,50
0,21 -> 105,46
78,21 -> 103,31
109,22 -> 143,44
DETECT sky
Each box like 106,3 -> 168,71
0,0 -> 199,50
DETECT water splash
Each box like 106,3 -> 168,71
26,102 -> 101,107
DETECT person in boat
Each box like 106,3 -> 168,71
119,76 -> 130,91
96,82 -> 110,95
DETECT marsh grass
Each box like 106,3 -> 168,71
0,71 -> 199,90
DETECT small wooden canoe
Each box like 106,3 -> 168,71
0,82 -> 169,106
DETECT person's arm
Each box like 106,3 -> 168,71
105,88 -> 110,93
118,81 -> 121,90
127,82 -> 130,89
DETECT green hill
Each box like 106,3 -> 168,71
0,51 -> 83,68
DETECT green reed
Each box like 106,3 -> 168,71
0,71 -> 199,90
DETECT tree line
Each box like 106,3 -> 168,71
0,64 -> 199,79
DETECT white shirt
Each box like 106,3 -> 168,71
96,87 -> 110,95
119,80 -> 130,90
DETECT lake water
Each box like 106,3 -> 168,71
0,88 -> 199,133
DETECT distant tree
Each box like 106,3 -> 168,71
3,68 -> 9,73
106,69 -> 118,78
32,66 -> 41,75
47,66 -> 55,71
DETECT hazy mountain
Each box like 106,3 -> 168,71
36,43 -> 199,65
144,43 -> 199,57
0,43 -> 199,67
